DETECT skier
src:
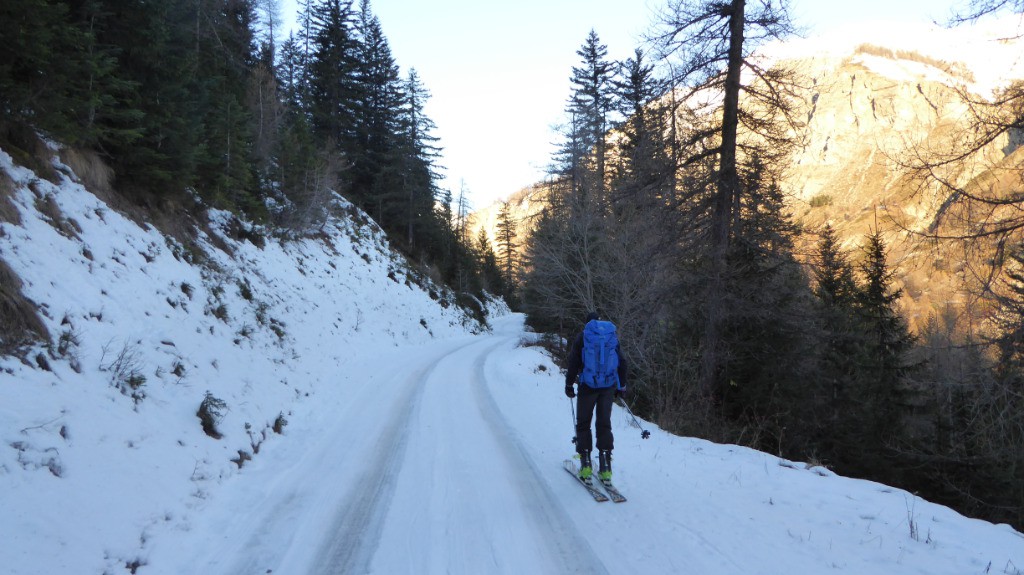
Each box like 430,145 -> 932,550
565,311 -> 628,485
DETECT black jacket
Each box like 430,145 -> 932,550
565,330 -> 628,388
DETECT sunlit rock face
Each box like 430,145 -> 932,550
774,25 -> 1024,325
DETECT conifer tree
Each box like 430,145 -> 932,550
448,183 -> 475,293
395,69 -> 443,249
858,230 -> 915,380
477,228 -> 504,296
814,224 -> 858,306
495,201 -> 518,297
191,0 -> 262,213
306,0 -> 360,149
249,41 -> 283,184
852,229 -> 916,471
274,4 -> 341,231
717,159 -> 816,453
274,87 -> 346,232
528,31 -> 618,334
811,222 -> 866,463
96,0 -> 203,199
568,30 -> 615,200
255,0 -> 282,55
277,32 -> 307,110
994,242 -> 1024,368
350,0 -> 403,210
59,2 -> 146,150
0,0 -> 136,148
609,47 -> 672,206
0,0 -> 72,129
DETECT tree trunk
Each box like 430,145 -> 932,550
699,0 -> 745,395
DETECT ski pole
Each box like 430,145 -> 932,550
620,397 -> 651,439
569,396 -> 577,445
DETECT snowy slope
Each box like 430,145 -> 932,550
0,144 -> 492,574
1,146 -> 1023,575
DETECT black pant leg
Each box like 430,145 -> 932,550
575,386 -> 598,454
595,387 -> 615,452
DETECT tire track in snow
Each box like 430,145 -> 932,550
311,338 -> 483,575
472,337 -> 611,575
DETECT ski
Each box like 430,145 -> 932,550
563,459 -> 609,502
598,480 -> 627,503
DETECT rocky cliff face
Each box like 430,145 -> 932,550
473,23 -> 1024,329
783,38 -> 1013,228
781,26 -> 1024,326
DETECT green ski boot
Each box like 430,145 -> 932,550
578,451 -> 594,484
598,450 -> 613,485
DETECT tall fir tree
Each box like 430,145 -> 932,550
394,69 -> 443,249
306,0 -> 360,150
810,222 -> 866,464
609,48 -> 672,207
717,159 -> 816,454
1,0 -> 73,130
191,0 -> 262,213
0,0 -> 142,149
477,228 -> 504,297
350,0 -> 403,211
814,224 -> 859,306
277,32 -> 307,110
852,229 -> 916,474
97,0 -> 203,200
568,29 -> 615,201
495,201 -> 518,299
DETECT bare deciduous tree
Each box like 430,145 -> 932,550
651,0 -> 801,395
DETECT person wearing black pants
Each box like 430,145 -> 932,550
574,384 -> 615,459
564,312 -> 628,483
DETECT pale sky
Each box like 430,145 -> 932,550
281,0 -> 969,209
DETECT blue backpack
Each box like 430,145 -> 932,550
580,320 -> 620,389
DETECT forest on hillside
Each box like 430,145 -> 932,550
0,0 -> 508,307
1,0 -> 1021,531
517,0 -> 1024,530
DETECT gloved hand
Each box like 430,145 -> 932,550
564,384 -> 576,398
615,387 -> 627,399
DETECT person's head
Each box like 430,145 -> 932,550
585,311 -> 599,323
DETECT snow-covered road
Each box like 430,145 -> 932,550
147,314 -> 1023,575
158,316 -> 607,574
328,328 -> 606,575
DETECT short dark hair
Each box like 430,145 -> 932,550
585,311 -> 599,322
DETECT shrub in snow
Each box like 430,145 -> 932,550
237,279 -> 253,301
273,412 -> 287,434
99,339 -> 147,402
197,392 -> 228,439
55,322 -> 83,373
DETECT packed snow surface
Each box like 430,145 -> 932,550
1,147 -> 1023,574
